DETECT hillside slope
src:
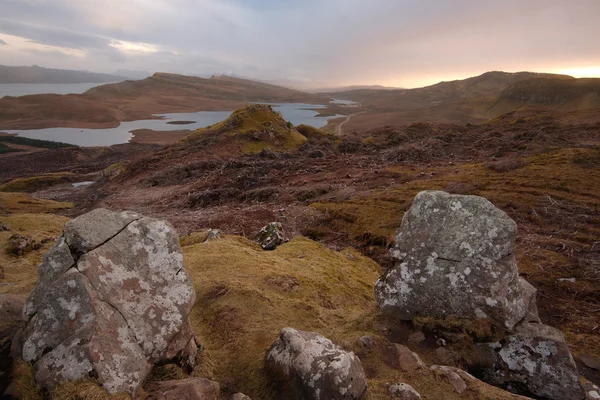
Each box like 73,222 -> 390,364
0,65 -> 127,84
336,71 -> 577,130
488,76 -> 600,115
0,73 -> 327,130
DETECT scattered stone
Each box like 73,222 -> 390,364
0,222 -> 9,231
256,222 -> 288,250
431,365 -> 467,394
205,229 -> 222,242
6,234 -> 41,256
579,354 -> 600,370
20,209 -> 197,395
231,393 -> 252,400
583,381 -> 600,400
265,327 -> 367,400
150,378 -> 219,400
395,344 -> 426,372
407,331 -> 425,345
435,338 -> 447,347
557,277 -> 577,283
479,322 -> 584,400
388,382 -> 421,399
375,190 -> 539,330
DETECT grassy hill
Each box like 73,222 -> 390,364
0,65 -> 127,84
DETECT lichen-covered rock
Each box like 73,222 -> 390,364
478,322 -> 585,400
149,378 -> 219,400
389,382 -> 421,399
256,222 -> 287,250
6,234 -> 41,256
375,191 -> 539,330
265,328 -> 367,400
21,209 -> 197,395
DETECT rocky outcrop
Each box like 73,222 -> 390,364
6,234 -> 41,256
376,191 -> 585,400
265,328 -> 367,400
256,222 -> 287,250
20,209 -> 198,395
478,322 -> 584,399
375,191 -> 538,330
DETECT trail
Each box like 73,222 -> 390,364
335,102 -> 365,135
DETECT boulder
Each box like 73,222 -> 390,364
430,365 -> 467,394
478,322 -> 585,400
256,222 -> 287,250
395,344 -> 426,372
150,378 -> 219,400
266,328 -> 367,400
20,209 -> 197,395
389,382 -> 421,399
375,190 -> 538,330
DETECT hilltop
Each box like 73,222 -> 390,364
0,73 -> 328,130
0,65 -> 128,84
331,71 -> 600,131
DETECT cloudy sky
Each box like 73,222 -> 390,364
1,0 -> 599,88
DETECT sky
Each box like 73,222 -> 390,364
1,0 -> 599,89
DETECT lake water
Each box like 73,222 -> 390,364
2,103 -> 343,147
0,83 -> 115,97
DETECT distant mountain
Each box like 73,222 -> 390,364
111,69 -> 152,80
0,65 -> 128,84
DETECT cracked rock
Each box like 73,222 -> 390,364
20,208 -> 197,395
375,190 -> 539,330
265,328 -> 367,400
477,322 -> 584,400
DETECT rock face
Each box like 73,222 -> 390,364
21,209 -> 197,395
265,328 -> 367,400
375,190 -> 538,330
256,222 -> 287,250
479,322 -> 585,400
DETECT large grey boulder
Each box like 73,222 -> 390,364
21,209 -> 198,395
266,328 -> 367,400
478,322 -> 585,399
375,190 -> 538,330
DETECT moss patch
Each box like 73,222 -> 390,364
0,173 -> 78,193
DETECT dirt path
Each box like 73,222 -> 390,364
336,111 -> 366,135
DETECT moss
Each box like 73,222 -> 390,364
183,235 -> 381,399
0,173 -> 77,193
0,192 -> 73,214
182,105 -> 308,155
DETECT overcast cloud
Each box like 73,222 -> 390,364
0,0 -> 599,88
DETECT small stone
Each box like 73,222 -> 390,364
231,394 -> 252,400
436,338 -> 447,347
431,365 -> 467,394
0,221 -> 9,231
256,222 -> 287,251
389,382 -> 421,399
6,234 -> 41,256
395,344 -> 426,372
151,378 -> 219,400
266,328 -> 367,400
435,347 -> 457,366
357,336 -> 374,351
407,332 -> 425,345
579,354 -> 600,370
205,229 -> 222,242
